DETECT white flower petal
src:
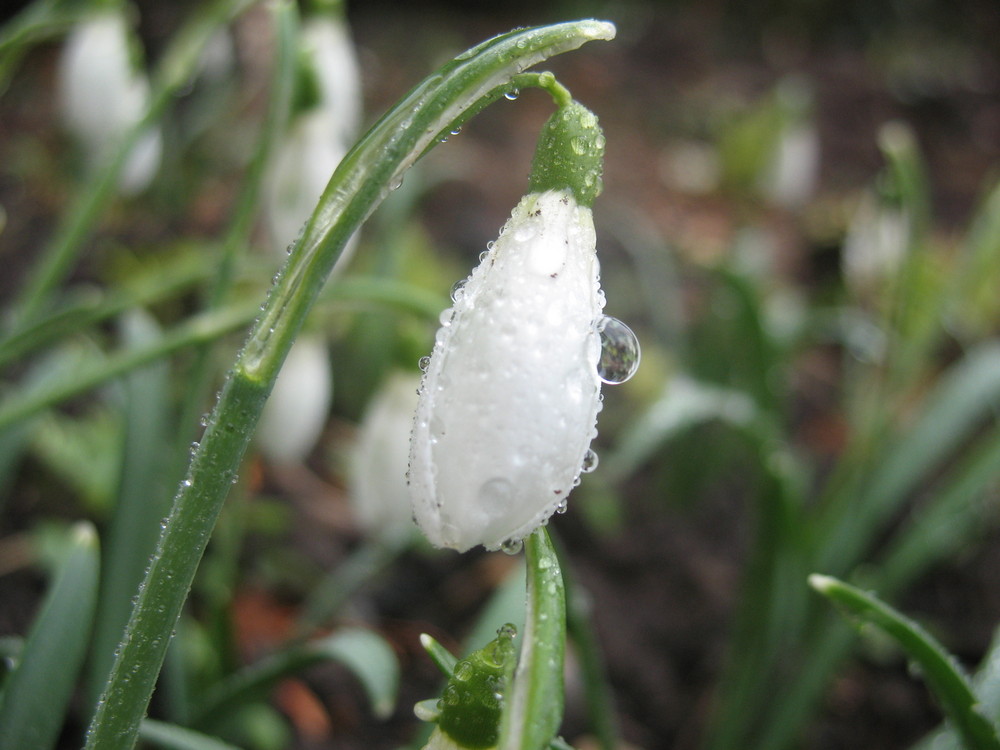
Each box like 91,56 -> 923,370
257,335 -> 332,464
265,111 -> 348,254
409,189 -> 604,552
351,372 -> 421,541
59,10 -> 160,193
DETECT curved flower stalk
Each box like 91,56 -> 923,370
350,371 -> 421,542
409,101 -> 639,552
58,4 -> 162,194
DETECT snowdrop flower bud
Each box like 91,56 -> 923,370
408,101 -> 639,552
842,191 -> 909,296
300,12 -> 362,146
266,112 -> 349,255
264,9 -> 362,257
760,78 -> 819,209
257,335 -> 332,464
58,6 -> 162,195
350,372 -> 421,542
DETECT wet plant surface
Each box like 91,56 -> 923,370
2,1 -> 1000,748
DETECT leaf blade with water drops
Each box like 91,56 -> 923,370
809,574 -> 1000,750
500,527 -> 567,750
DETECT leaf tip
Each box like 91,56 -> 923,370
808,573 -> 837,593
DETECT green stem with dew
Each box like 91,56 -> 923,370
82,19 -> 614,750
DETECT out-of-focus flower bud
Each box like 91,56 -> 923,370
350,371 -> 421,542
58,7 -> 162,194
264,11 -> 362,256
257,335 -> 332,465
842,191 -> 909,296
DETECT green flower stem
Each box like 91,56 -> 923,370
83,20 -> 613,750
6,0 -> 255,332
500,527 -> 567,750
809,575 -> 1000,750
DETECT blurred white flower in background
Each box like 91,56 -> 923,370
58,6 -> 162,195
265,111 -> 348,255
264,10 -> 362,256
258,7 -> 362,465
256,335 -> 333,465
842,192 -> 910,296
759,78 -> 819,210
350,372 -> 421,543
300,12 -> 362,146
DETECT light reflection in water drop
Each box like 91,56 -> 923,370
500,538 -> 523,555
596,316 -> 640,384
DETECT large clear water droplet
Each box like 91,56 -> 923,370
450,279 -> 467,302
581,448 -> 599,473
500,538 -> 523,555
596,316 -> 640,384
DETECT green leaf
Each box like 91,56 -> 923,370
420,633 -> 459,678
601,375 -> 758,484
0,523 -> 100,750
500,527 -> 567,750
817,342 -> 1000,574
949,176 -> 1000,337
193,628 -> 399,728
88,310 -> 175,707
138,719 -> 244,750
810,574 -> 1000,750
912,624 -> 1000,750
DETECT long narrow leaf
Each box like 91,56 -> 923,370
810,574 -> 1000,750
138,719 -> 243,750
817,342 -> 1000,574
0,523 -> 100,750
192,628 -> 399,728
913,624 -> 1000,750
87,310 -> 174,707
500,527 -> 567,750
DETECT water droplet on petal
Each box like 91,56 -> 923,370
596,316 -> 640,384
581,448 -> 599,473
390,175 -> 404,191
418,355 -> 431,372
500,538 -> 523,555
450,125 -> 463,136
555,499 -> 569,514
450,279 -> 467,302
504,88 -> 520,101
